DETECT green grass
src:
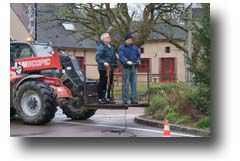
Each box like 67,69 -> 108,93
196,116 -> 210,129
114,82 -> 184,93
113,83 -> 150,93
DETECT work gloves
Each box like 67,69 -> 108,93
104,62 -> 110,67
126,61 -> 140,65
127,61 -> 133,65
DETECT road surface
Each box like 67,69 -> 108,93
10,107 -> 198,137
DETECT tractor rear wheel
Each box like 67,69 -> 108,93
15,81 -> 57,125
61,102 -> 96,120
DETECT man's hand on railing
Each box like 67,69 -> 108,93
104,62 -> 110,67
126,61 -> 133,65
137,60 -> 141,65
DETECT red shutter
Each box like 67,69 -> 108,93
76,57 -> 84,70
160,58 -> 175,82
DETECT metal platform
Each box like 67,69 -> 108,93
127,103 -> 149,107
84,101 -> 149,110
84,103 -> 128,110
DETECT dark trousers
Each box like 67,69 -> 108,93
98,70 -> 114,99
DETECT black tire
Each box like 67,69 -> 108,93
10,107 -> 16,117
14,80 -> 57,125
61,104 -> 96,120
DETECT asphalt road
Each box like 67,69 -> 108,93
10,107 -> 198,137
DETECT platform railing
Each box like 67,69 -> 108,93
82,50 -> 150,109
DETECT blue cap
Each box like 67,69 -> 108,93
125,32 -> 133,41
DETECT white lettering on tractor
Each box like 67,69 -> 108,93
15,58 -> 51,68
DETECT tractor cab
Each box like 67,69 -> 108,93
10,40 -> 54,67
10,40 -> 62,77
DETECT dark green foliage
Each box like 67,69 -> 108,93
145,96 -> 169,119
164,112 -> 180,123
196,116 -> 210,129
188,4 -> 210,115
144,83 -> 210,128
190,4 -> 210,87
187,85 -> 210,114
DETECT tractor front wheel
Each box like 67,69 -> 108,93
15,81 -> 57,125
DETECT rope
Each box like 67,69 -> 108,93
101,63 -> 137,137
101,108 -> 137,137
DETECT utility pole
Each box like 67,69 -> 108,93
34,3 -> 37,41
186,5 -> 193,82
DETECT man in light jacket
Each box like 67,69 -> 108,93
95,33 -> 117,104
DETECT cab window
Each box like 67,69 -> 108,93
10,44 -> 34,59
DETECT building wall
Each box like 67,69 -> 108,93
142,41 -> 186,82
10,7 -> 31,41
63,40 -> 186,83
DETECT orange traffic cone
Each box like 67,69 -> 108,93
163,119 -> 171,137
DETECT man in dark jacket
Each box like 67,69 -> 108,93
118,33 -> 140,104
96,33 -> 117,104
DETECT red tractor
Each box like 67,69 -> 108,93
10,40 -> 100,125
10,39 -> 150,125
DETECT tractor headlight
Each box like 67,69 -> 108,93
15,65 -> 23,75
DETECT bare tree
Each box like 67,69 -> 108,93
38,3 -> 194,52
